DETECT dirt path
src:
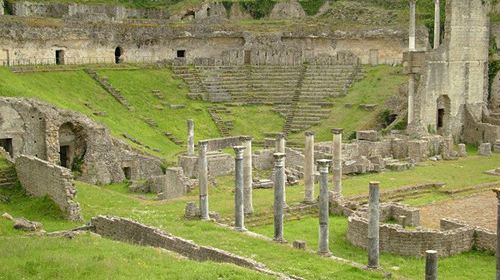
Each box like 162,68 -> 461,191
419,191 -> 497,231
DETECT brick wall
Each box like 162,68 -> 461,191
15,155 -> 81,221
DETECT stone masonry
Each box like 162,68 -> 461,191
15,155 -> 81,221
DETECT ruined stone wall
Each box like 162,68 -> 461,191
90,216 -> 270,270
15,155 -> 81,221
0,97 -> 162,184
463,107 -> 500,145
411,0 -> 490,140
178,152 -> 234,178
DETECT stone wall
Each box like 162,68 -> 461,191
0,97 -> 162,184
178,152 -> 234,178
15,155 -> 81,221
90,216 -> 285,277
409,0 -> 490,140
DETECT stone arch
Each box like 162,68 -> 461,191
58,122 -> 87,170
436,95 -> 451,135
115,47 -> 123,64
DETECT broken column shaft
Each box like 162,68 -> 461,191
304,131 -> 315,203
368,181 -> 380,268
242,136 -> 254,215
434,0 -> 440,49
233,146 -> 246,231
332,128 -> 343,195
187,119 -> 195,156
198,141 -> 209,220
318,159 -> 332,256
275,133 -> 287,205
425,250 -> 438,280
273,152 -> 286,243
409,0 -> 417,51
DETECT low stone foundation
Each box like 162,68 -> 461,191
15,155 -> 81,221
90,216 -> 298,279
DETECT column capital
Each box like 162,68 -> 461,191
199,140 -> 208,147
317,159 -> 331,173
240,135 -> 253,142
187,119 -> 194,124
276,132 -> 286,140
233,145 -> 246,159
273,153 -> 286,166
409,0 -> 416,4
369,181 -> 380,188
331,128 -> 344,134
493,188 -> 500,199
305,131 -> 315,136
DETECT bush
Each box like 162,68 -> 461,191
242,0 -> 275,19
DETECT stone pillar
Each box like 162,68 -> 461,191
433,0 -> 440,49
408,73 -> 415,124
318,159 -> 331,256
233,146 -> 246,231
332,128 -> 343,195
409,0 -> 417,51
198,141 -> 209,220
275,133 -> 287,205
187,119 -> 195,156
304,131 -> 315,203
0,0 -> 4,16
367,181 -> 380,269
242,136 -> 254,215
425,250 -> 438,280
494,188 -> 500,280
273,153 -> 286,243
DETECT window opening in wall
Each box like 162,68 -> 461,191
55,50 -> 65,65
207,7 -> 211,17
115,47 -> 123,64
0,138 -> 13,158
60,145 -> 70,168
123,167 -> 131,180
177,50 -> 186,58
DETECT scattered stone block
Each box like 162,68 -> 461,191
13,217 -> 42,231
185,202 -> 200,219
93,111 -> 107,116
457,143 -> 467,157
478,143 -> 492,156
170,104 -> 186,109
293,240 -> 307,250
494,140 -> 500,153
252,179 -> 273,189
356,130 -> 378,142
359,104 -> 377,111
2,212 -> 13,220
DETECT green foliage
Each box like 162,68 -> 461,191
489,36 -> 500,100
242,0 -> 275,19
299,0 -> 326,16
222,1 -> 233,13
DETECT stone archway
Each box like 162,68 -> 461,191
436,95 -> 451,135
58,122 -> 87,170
115,47 -> 123,64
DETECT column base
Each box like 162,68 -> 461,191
234,227 -> 247,232
318,251 -> 332,257
273,237 -> 287,243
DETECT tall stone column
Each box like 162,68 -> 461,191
187,119 -> 195,156
198,141 -> 209,220
233,146 -> 246,231
273,153 -> 286,243
409,0 -> 417,51
304,131 -> 315,203
367,181 -> 380,268
408,73 -> 415,124
332,128 -> 343,195
433,0 -> 440,49
318,159 -> 331,256
494,188 -> 500,280
275,133 -> 287,205
425,250 -> 438,280
242,136 -> 254,215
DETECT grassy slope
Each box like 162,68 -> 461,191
2,153 -> 500,279
288,65 -> 406,144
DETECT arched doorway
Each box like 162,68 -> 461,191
115,47 -> 123,64
436,95 -> 451,135
58,122 -> 87,170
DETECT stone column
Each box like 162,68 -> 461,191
233,146 -> 246,231
332,128 -> 343,195
408,73 -> 415,124
304,131 -> 315,203
409,0 -> 417,51
318,159 -> 332,256
198,141 -> 209,220
494,188 -> 500,280
433,0 -> 440,49
0,0 -> 4,16
242,136 -> 254,215
187,119 -> 195,156
425,250 -> 438,280
273,153 -> 286,243
367,181 -> 380,269
275,133 -> 287,205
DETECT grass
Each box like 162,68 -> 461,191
288,65 -> 406,144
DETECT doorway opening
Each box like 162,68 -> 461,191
244,50 -> 251,65
55,50 -> 65,65
115,47 -> 123,64
123,167 -> 131,180
0,138 -> 13,158
177,50 -> 186,58
60,145 -> 70,168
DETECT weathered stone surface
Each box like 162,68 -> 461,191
269,0 -> 306,19
184,202 -> 200,219
13,217 -> 42,231
457,143 -> 467,157
356,130 -> 378,142
15,155 -> 82,221
479,143 -> 492,156
293,240 -> 306,250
